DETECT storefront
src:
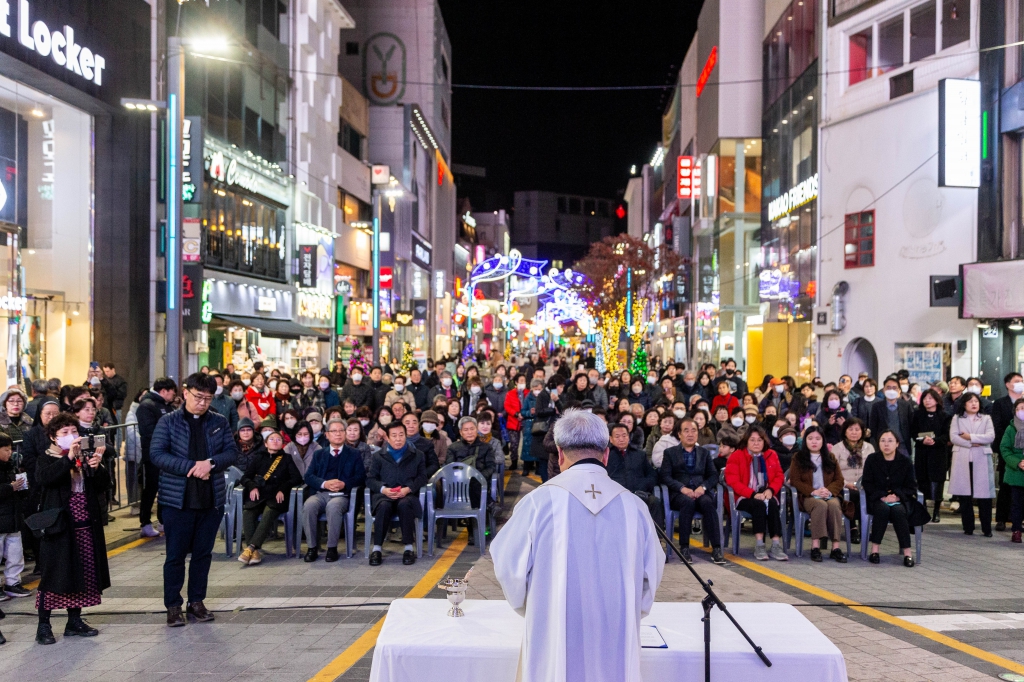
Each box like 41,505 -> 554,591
962,259 -> 1024,399
0,0 -> 150,388
294,220 -> 335,365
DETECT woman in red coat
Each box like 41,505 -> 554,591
503,374 -> 528,471
724,424 -> 787,561
245,373 -> 277,420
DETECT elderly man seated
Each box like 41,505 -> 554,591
301,418 -> 367,563
367,422 -> 428,566
606,422 -> 664,529
445,416 -> 497,523
659,418 -> 726,565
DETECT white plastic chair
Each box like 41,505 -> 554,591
858,478 -> 923,563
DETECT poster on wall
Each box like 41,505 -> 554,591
894,343 -> 951,387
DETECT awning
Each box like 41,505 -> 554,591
212,315 -> 330,341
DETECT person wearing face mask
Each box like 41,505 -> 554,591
993,373 -> 1024,531
366,407 -> 396,449
815,389 -> 849,446
459,378 -> 486,417
645,371 -> 664,405
384,375 -> 416,410
418,410 -> 450,467
586,369 -> 608,410
209,376 -> 239,432
757,377 -> 791,415
868,377 -> 914,456
503,375 -> 529,471
427,371 -> 459,404
998,397 -> 1024,543
340,368 -> 374,409
483,374 -> 508,424
627,378 -> 652,410
316,371 -> 341,410
285,422 -> 317,477
716,407 -> 746,445
520,379 -> 553,481
293,371 -> 326,413
278,409 -> 301,443
772,425 -> 799,472
712,359 -> 748,399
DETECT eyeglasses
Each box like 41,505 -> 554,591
187,390 -> 213,405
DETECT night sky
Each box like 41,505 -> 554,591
437,0 -> 703,202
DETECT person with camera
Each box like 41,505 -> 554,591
31,412 -> 110,645
150,373 -> 238,627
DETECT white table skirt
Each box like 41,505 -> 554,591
369,599 -> 848,682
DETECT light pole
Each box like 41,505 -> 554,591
165,36 -> 184,381
371,179 -> 403,364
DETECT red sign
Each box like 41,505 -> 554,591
677,156 -> 693,199
379,267 -> 393,289
696,46 -> 717,98
615,204 -> 626,220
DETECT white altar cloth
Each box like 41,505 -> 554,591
369,599 -> 848,682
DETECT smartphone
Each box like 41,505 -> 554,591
93,434 -> 106,450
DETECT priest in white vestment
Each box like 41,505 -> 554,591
491,409 -> 665,682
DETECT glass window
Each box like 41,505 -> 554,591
568,198 -> 581,215
557,197 -> 567,213
844,211 -> 875,268
849,27 -> 873,85
941,0 -> 969,48
203,186 -> 286,282
584,199 -> 595,215
910,2 -> 937,62
878,15 -> 904,74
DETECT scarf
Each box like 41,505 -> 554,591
1015,413 -> 1024,450
843,438 -> 865,468
387,443 -> 406,462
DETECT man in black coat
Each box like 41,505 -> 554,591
366,422 -> 427,567
339,371 -> 374,409
658,418 -> 725,564
368,366 -> 390,413
100,363 -> 128,418
135,377 -> 177,537
992,372 -> 1024,530
712,358 -> 748,399
868,377 -> 914,456
407,368 -> 430,411
606,423 -> 663,529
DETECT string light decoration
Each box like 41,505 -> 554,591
401,342 -> 417,373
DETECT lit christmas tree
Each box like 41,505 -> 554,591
630,345 -> 648,376
401,342 -> 417,373
348,338 -> 370,374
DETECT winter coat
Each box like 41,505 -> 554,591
868,398 -> 914,453
0,392 -> 33,442
608,444 -> 658,494
650,434 -> 680,469
340,380 -> 375,409
659,444 -> 718,494
446,438 -> 495,482
644,426 -> 662,457
384,389 -> 416,409
833,440 -> 874,487
407,434 -> 441,479
366,446 -> 428,510
861,451 -> 930,527
424,430 -> 450,467
320,387 -> 341,409
711,394 -> 740,415
911,408 -> 950,489
302,443 -> 367,495
504,388 -> 527,431
122,402 -> 142,464
210,393 -> 239,432
135,391 -> 173,462
627,391 -> 652,410
788,450 -> 845,505
483,384 -> 508,418
0,458 -> 23,533
245,386 -> 277,419
408,381 -> 431,411
101,373 -> 129,413
427,384 -> 459,405
241,446 -> 303,512
724,448 -> 785,500
522,390 -> 555,463
293,387 -> 325,413
149,408 -> 239,510
1000,424 -> 1024,489
758,390 -> 793,415
816,406 -> 850,445
35,447 -> 111,596
847,395 -> 875,425
284,440 -> 316,477
949,413 -> 996,498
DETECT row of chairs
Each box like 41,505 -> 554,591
219,463 -> 499,560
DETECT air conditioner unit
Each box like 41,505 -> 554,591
813,306 -> 835,336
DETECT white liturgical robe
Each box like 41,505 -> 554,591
491,462 -> 665,682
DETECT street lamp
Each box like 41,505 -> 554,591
372,178 -> 403,364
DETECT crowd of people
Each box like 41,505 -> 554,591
2,347 -> 1024,645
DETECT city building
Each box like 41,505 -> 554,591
815,0 -> 978,385
511,191 -> 616,267
0,0 -> 151,391
337,0 -> 457,365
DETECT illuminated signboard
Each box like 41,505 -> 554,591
696,46 -> 717,98
767,173 -> 818,221
938,78 -> 981,188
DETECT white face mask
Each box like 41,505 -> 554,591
422,423 -> 437,434
533,389 -> 542,396
899,383 -> 909,393
632,386 -> 642,394
242,379 -> 251,387
1013,382 -> 1024,394
730,417 -> 744,427
775,385 -> 785,394
359,419 -> 370,427
827,399 -> 841,410
215,385 -> 223,395
884,389 -> 900,400
310,422 -> 322,434
319,381 -> 331,390
56,433 -> 76,451
517,383 -> 526,391
589,377 -> 597,385
673,409 -> 686,419
296,435 -> 310,445
284,418 -> 297,429
352,374 -> 363,384
685,380 -> 695,387
394,384 -> 405,392
379,415 -> 392,426
493,381 -> 503,389
966,385 -> 982,395
699,405 -> 709,413
470,386 -> 482,395
269,380 -> 278,391
647,376 -> 657,384
231,390 -> 244,400
744,415 -> 756,424
781,435 -> 797,447
442,378 -> 453,388
261,430 -> 274,439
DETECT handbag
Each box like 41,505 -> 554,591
25,507 -> 68,538
531,419 -> 549,435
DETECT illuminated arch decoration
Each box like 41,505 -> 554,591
466,248 -> 548,341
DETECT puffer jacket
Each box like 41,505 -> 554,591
0,389 -> 33,442
149,408 -> 239,510
0,457 -> 22,533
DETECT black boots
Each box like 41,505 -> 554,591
35,608 -> 99,644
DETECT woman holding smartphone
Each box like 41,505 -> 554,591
33,412 -> 110,645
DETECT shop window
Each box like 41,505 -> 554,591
844,211 -> 875,268
568,198 -> 581,215
848,27 -> 872,85
910,2 -> 937,62
941,0 -> 969,48
878,15 -> 904,74
338,120 -> 365,159
203,185 -> 286,282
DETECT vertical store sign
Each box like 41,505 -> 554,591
677,156 -> 693,199
434,270 -> 445,299
298,245 -> 317,288
695,46 -> 717,97
938,78 -> 981,188
182,116 -> 202,203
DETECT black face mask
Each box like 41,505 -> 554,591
725,369 -> 735,376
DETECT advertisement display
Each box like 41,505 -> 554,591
938,79 -> 981,189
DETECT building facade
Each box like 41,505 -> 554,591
511,191 -> 616,268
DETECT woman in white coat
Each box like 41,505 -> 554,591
949,393 -> 996,536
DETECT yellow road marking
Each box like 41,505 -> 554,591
308,531 -> 470,682
700,540 -> 1024,675
21,536 -> 156,592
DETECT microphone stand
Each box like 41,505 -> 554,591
654,523 -> 771,682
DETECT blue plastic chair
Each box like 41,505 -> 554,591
786,483 -> 852,558
725,484 -> 789,556
232,486 -> 300,558
658,484 -> 724,561
220,467 -> 243,557
297,486 -> 361,559
858,478 -> 923,563
364,487 -> 426,558
426,463 -> 497,557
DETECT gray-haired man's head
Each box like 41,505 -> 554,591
553,408 -> 610,468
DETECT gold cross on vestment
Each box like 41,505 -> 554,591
584,484 -> 602,500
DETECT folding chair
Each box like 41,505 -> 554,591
725,484 -> 789,556
364,487 -> 426,559
220,467 -> 243,557
858,478 -> 923,563
297,486 -> 361,558
786,483 -> 851,558
658,484 -> 724,561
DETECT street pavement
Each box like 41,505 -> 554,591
3,475 -> 1024,681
